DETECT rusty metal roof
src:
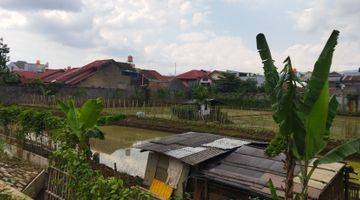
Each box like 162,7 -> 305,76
134,132 -> 250,165
197,145 -> 345,199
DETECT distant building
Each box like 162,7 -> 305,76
13,70 -> 39,84
139,69 -> 188,101
298,71 -> 312,82
8,60 -> 48,72
208,70 -> 225,81
176,70 -> 212,87
13,59 -> 139,90
226,70 -> 264,86
328,71 -> 343,89
52,59 -> 138,89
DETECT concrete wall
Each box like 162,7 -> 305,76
77,63 -> 136,90
5,143 -> 49,168
0,85 -> 137,105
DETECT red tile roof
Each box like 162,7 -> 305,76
140,69 -> 166,81
55,59 -> 115,85
40,69 -> 66,83
176,70 -> 210,80
13,70 -> 39,83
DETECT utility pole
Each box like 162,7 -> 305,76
174,62 -> 177,76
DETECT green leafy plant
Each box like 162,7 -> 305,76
0,105 -> 21,136
16,108 -> 63,142
191,84 -> 210,104
257,30 -> 360,200
51,148 -> 151,200
55,98 -> 125,155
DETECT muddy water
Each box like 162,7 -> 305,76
90,126 -> 172,178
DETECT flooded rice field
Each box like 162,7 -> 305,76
90,126 -> 172,178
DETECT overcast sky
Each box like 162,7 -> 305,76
0,0 -> 359,75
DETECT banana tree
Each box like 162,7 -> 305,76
56,98 -> 125,156
256,30 -> 360,199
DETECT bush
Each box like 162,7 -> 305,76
215,93 -> 271,109
172,105 -> 230,123
51,148 -> 151,200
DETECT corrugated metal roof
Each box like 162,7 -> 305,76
165,147 -> 206,159
197,145 -> 345,199
203,138 -> 250,149
134,132 -> 250,165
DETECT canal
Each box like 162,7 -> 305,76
90,126 -> 173,178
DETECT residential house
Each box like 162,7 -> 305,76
329,71 -> 343,89
208,70 -> 225,81
8,60 -> 48,72
139,69 -> 188,101
13,71 -> 39,84
298,71 -> 312,82
176,70 -> 212,87
226,70 -> 265,86
49,59 -> 138,89
135,132 -> 346,200
341,68 -> 360,113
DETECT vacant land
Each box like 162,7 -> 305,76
105,107 -> 360,140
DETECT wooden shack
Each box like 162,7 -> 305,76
135,132 -> 345,200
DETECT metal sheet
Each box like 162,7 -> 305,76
202,138 -> 249,149
181,148 -> 226,165
235,145 -> 285,162
165,147 -> 207,159
135,143 -> 184,153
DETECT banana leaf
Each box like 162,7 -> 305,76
303,30 -> 339,113
79,98 -> 103,130
304,81 -> 329,159
256,33 -> 279,103
318,138 -> 360,164
297,30 -> 339,159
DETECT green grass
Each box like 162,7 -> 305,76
105,107 -> 360,140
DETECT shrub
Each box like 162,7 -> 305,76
172,105 -> 230,123
51,148 -> 151,200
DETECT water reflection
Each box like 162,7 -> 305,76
90,126 -> 173,178
97,148 -> 149,178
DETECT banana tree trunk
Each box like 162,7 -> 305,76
79,138 -> 92,160
285,143 -> 296,199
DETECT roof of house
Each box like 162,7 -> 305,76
176,70 -> 210,80
135,132 -> 345,199
197,145 -> 344,199
51,59 -> 136,85
54,59 -> 116,85
140,69 -> 167,81
342,75 -> 360,82
13,70 -> 39,83
329,71 -> 342,77
134,132 -> 256,165
39,69 -> 66,83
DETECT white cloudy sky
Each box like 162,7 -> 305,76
0,0 -> 359,75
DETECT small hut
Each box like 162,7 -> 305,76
135,132 -> 346,200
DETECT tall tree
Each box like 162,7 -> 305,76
0,38 -> 18,85
0,38 -> 10,74
215,72 -> 242,93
